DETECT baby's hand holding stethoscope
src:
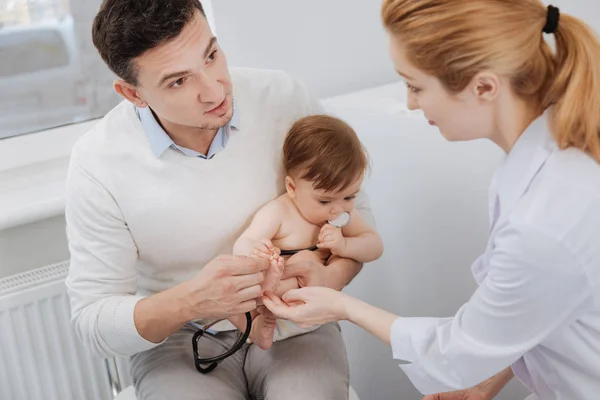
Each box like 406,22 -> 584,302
317,224 -> 346,256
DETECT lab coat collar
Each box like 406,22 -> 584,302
494,111 -> 558,219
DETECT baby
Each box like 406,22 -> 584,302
229,114 -> 384,349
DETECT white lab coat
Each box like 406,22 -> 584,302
390,112 -> 600,400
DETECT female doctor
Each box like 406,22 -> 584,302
263,1 -> 600,399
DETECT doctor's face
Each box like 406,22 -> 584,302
118,11 -> 233,131
387,34 -> 494,142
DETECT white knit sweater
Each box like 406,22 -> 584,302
65,67 -> 375,358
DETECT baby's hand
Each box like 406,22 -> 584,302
317,224 -> 346,256
252,239 -> 279,260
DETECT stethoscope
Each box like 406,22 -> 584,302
192,211 -> 352,374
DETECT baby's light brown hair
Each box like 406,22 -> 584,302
283,115 -> 368,192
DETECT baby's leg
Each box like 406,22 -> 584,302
262,251 -> 285,294
247,254 -> 284,350
228,311 -> 257,332
248,313 -> 277,350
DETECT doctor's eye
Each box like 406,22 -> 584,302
406,83 -> 421,93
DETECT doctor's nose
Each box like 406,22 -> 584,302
407,89 -> 420,111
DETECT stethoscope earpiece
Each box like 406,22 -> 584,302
327,211 -> 351,228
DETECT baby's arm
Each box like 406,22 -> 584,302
229,199 -> 286,338
318,210 -> 383,263
233,200 -> 284,258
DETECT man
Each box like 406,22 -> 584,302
65,1 -> 372,399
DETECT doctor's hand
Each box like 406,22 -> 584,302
261,287 -> 349,328
422,387 -> 490,400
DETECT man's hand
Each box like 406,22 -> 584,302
281,250 -> 362,291
281,250 -> 331,288
135,255 -> 269,344
180,255 -> 269,320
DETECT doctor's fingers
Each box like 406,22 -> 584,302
261,294 -> 298,320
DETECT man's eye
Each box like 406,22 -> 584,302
208,50 -> 218,62
171,77 -> 186,88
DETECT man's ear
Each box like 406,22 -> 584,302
114,80 -> 147,107
470,71 -> 500,104
285,176 -> 297,199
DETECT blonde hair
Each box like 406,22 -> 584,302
382,0 -> 600,161
283,115 -> 368,192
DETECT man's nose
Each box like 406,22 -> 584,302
196,71 -> 223,104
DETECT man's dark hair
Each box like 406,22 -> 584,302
92,0 -> 205,86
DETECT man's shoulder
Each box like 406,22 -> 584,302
231,67 -> 295,90
230,67 -> 322,123
231,67 -> 310,106
71,100 -> 136,165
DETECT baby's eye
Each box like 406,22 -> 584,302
319,200 -> 330,205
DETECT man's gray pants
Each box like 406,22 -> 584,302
130,323 -> 349,399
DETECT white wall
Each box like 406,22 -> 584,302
211,0 -> 600,100
545,0 -> 600,33
211,0 -> 398,98
0,216 -> 69,279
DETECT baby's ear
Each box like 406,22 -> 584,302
285,176 -> 297,198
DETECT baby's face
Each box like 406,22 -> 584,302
287,175 -> 363,226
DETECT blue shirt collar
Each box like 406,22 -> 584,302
137,104 -> 239,159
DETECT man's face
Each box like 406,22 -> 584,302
129,11 -> 233,131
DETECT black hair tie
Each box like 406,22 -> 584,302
543,5 -> 560,34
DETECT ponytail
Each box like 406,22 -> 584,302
545,14 -> 600,161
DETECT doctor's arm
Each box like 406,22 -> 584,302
265,224 -> 589,394
423,368 -> 514,400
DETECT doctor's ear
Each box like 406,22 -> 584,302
285,176 -> 297,198
471,72 -> 500,103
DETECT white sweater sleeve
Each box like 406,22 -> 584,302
65,159 -> 161,358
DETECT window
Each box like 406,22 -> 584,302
0,1 -> 112,140
0,0 -> 216,142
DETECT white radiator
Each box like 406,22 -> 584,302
0,262 -> 132,400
